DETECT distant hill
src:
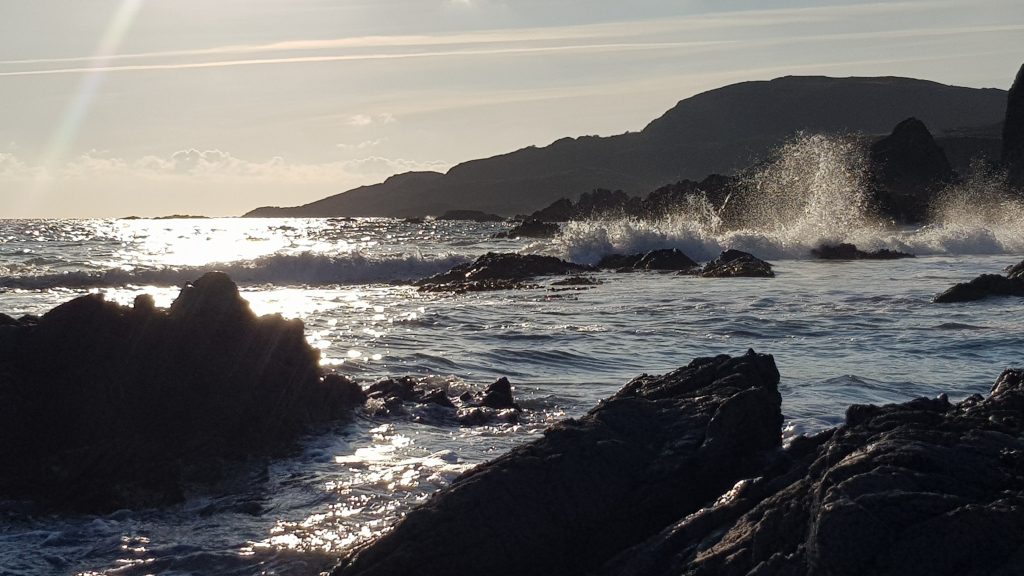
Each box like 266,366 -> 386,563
245,76 -> 1007,218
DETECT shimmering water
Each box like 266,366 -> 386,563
2,134 -> 1023,574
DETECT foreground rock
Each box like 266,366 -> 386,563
332,353 -> 1024,576
699,249 -> 775,277
934,258 -> 1024,302
1004,63 -> 1024,190
415,252 -> 593,292
812,242 -> 915,260
333,351 -> 783,576
597,248 -> 699,272
0,272 -> 364,512
602,369 -> 1024,576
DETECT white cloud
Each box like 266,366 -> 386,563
337,138 -> 388,150
346,113 -> 396,127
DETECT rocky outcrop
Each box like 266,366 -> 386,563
934,259 -> 1024,303
415,252 -> 593,292
332,352 -> 1024,576
364,376 -> 521,426
0,272 -> 364,512
869,118 -> 955,223
437,209 -> 504,222
811,243 -> 915,260
333,350 -> 783,576
598,249 -> 700,272
699,250 -> 775,278
493,219 -> 561,238
1004,64 -> 1024,190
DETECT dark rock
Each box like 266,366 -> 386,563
528,197 -> 576,222
479,377 -> 518,410
455,406 -> 519,426
869,117 -> 955,223
934,273 -> 1024,303
551,276 -> 602,286
403,217 -> 424,224
598,249 -> 699,272
700,250 -> 775,278
437,210 -> 504,222
415,252 -> 593,292
418,388 -> 457,410
811,243 -> 915,260
1003,63 -> 1024,189
1006,259 -> 1024,279
602,368 -> 1024,576
0,272 -> 363,512
494,219 -> 560,239
332,351 -> 783,576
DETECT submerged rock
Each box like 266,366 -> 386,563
811,242 -> 915,260
935,259 -> 1024,302
415,252 -> 593,292
0,272 -> 364,512
699,249 -> 775,278
493,219 -> 560,239
333,351 -> 783,576
598,249 -> 699,272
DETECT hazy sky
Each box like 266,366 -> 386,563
1,0 -> 1022,217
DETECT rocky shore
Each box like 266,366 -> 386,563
333,350 -> 1024,576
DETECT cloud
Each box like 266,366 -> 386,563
346,113 -> 396,127
337,138 -> 388,150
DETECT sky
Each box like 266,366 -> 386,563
1,0 -> 1022,218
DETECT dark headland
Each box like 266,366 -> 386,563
244,75 -> 1007,219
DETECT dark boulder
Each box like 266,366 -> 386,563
551,275 -> 602,286
870,117 -> 955,223
0,272 -> 364,512
415,252 -> 593,292
1003,63 -> 1024,190
332,351 -> 783,576
493,219 -> 560,239
934,273 -> 1024,303
365,376 -> 519,425
812,242 -> 915,260
603,368 -> 1024,576
598,249 -> 699,272
437,210 -> 505,222
700,250 -> 775,278
1006,259 -> 1024,279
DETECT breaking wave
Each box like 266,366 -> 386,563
0,252 -> 470,290
549,134 -> 1024,264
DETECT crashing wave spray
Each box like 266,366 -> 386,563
553,133 -> 884,263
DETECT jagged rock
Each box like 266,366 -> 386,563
1003,63 -> 1024,190
332,351 -> 783,576
869,117 -> 955,223
437,210 -> 504,222
415,252 -> 593,292
700,250 -> 775,278
934,273 -> 1024,303
598,249 -> 699,272
0,272 -> 364,512
602,369 -> 1024,576
493,219 -> 560,238
1006,259 -> 1024,279
811,243 -> 915,260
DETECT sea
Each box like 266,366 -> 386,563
1,135 -> 1023,575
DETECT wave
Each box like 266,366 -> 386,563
546,134 -> 1024,264
0,251 -> 470,290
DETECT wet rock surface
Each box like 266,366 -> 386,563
812,242 -> 915,260
364,375 -> 522,426
935,259 -> 1024,302
332,353 -> 1024,576
415,252 -> 593,292
0,272 -> 364,513
333,351 -> 783,576
699,249 -> 775,278
598,248 -> 699,272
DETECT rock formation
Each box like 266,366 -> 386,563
0,272 -> 364,512
333,351 -> 783,576
597,248 -> 700,272
437,209 -> 505,222
869,117 -> 955,223
699,250 -> 775,278
811,243 -> 915,260
1003,63 -> 1024,190
331,352 -> 1024,576
415,252 -> 593,292
934,258 -> 1024,302
493,219 -> 561,238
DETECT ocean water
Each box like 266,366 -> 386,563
2,137 -> 1023,575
